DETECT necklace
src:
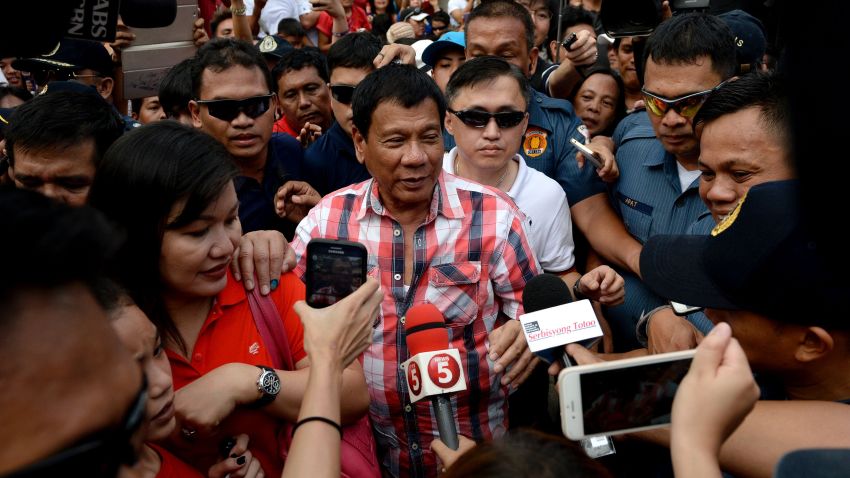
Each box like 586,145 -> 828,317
455,155 -> 509,189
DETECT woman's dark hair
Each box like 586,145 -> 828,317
443,429 -> 612,478
572,66 -> 626,137
88,122 -> 238,353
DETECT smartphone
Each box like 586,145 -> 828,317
558,349 -> 696,440
305,239 -> 368,308
670,301 -> 703,316
570,137 -> 604,170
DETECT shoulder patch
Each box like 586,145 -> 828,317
523,128 -> 548,158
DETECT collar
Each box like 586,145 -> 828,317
527,87 -> 555,134
356,171 -> 465,222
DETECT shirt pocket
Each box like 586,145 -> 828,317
617,191 -> 654,243
426,261 -> 482,328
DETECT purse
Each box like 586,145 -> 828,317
246,284 -> 381,478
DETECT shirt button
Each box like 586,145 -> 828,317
411,443 -> 419,451
193,353 -> 202,361
400,316 -> 406,325
394,273 -> 402,281
404,404 -> 412,413
393,229 -> 401,237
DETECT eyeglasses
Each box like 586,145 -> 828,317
195,93 -> 275,122
641,81 -> 728,119
5,375 -> 148,478
30,69 -> 102,86
449,108 -> 527,129
330,84 -> 356,105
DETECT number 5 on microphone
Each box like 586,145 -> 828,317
402,350 -> 468,403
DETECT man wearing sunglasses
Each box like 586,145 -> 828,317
0,188 -> 146,478
300,33 -> 377,196
605,13 -> 738,350
190,38 -> 319,239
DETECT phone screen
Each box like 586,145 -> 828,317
306,241 -> 366,308
579,357 -> 692,435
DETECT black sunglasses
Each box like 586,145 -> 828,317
448,108 -> 527,129
195,93 -> 275,122
330,84 -> 356,105
5,375 -> 148,478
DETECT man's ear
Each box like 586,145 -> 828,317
352,125 -> 367,165
98,77 -> 114,100
444,109 -> 456,137
795,326 -> 834,363
188,100 -> 204,129
528,46 -> 539,76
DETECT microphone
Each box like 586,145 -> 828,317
403,303 -> 466,451
521,273 -> 601,367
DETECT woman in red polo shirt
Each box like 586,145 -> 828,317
89,122 -> 370,477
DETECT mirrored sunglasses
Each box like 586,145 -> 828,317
330,84 -> 356,105
449,108 -> 527,129
195,93 -> 275,122
641,81 -> 729,119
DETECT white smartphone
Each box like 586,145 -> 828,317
569,137 -> 604,169
558,349 -> 696,440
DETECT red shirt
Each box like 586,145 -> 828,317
316,7 -> 372,37
274,116 -> 298,137
167,272 -> 306,477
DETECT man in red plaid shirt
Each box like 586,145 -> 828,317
291,64 -> 541,477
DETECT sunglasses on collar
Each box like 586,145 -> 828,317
449,108 -> 527,129
195,93 -> 275,122
4,375 -> 148,478
641,80 -> 729,119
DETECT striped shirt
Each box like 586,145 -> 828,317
291,171 -> 540,477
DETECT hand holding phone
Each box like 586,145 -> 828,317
570,137 -> 604,170
559,349 -> 696,440
305,239 -> 368,308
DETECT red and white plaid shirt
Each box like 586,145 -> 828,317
292,172 -> 540,478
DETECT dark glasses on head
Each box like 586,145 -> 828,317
330,84 -> 356,105
641,81 -> 728,119
195,93 -> 275,122
449,108 -> 527,129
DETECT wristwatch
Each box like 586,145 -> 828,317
253,365 -> 281,408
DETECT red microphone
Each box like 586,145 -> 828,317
403,304 -> 463,450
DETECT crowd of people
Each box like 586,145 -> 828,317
1,0 -> 848,477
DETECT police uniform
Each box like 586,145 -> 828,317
606,112 -> 712,349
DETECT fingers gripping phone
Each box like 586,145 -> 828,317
305,239 -> 368,308
558,350 -> 696,440
570,137 -> 604,170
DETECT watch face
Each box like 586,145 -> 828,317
261,370 -> 281,395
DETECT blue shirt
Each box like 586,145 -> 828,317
302,122 -> 371,196
606,112 -> 712,349
235,133 -> 305,239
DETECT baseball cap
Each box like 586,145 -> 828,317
400,7 -> 429,22
640,180 -> 839,327
718,9 -> 767,70
422,31 -> 465,67
13,39 -> 114,77
386,22 -> 416,44
257,35 -> 294,60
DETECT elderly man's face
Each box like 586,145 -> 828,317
9,138 -> 97,206
277,65 -> 333,132
352,98 -> 444,216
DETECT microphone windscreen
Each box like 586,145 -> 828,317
121,0 -> 178,28
404,303 -> 449,356
522,273 -> 573,313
